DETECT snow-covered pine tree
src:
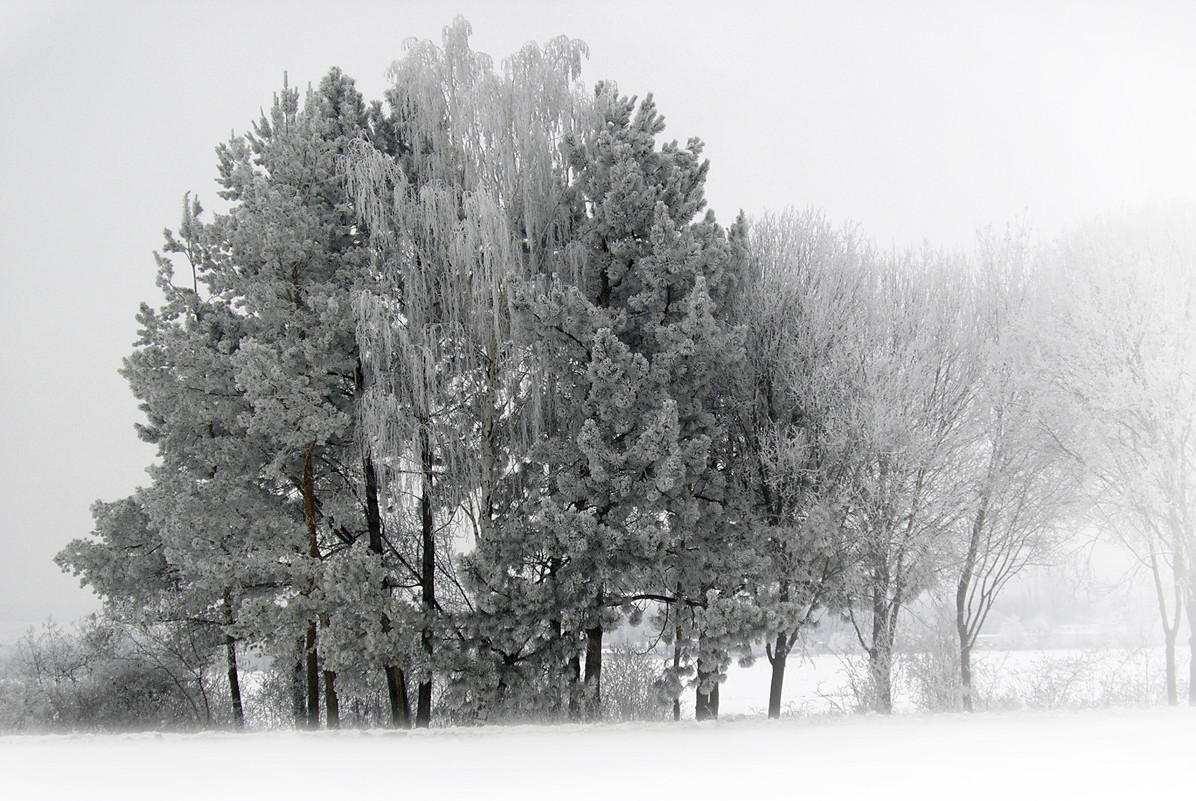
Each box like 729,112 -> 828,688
57,191 -> 297,728
62,69 -> 415,730
208,69 -> 412,728
509,84 -> 748,720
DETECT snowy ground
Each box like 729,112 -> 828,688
3,649 -> 1191,799
703,646 -> 1186,716
2,707 -> 1193,800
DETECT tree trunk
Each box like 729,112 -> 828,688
869,646 -> 893,715
224,634 -> 244,728
871,584 -> 894,715
584,622 -> 603,720
695,628 -> 720,721
695,650 -> 720,721
319,612 -> 340,729
302,444 -> 323,728
221,591 -> 244,729
695,683 -> 719,721
561,622 -> 581,720
386,666 -> 411,728
364,454 -> 411,728
672,629 -> 683,722
417,425 -> 435,729
959,641 -> 974,713
1147,541 -> 1181,706
324,669 -> 340,729
957,584 -> 975,713
305,620 -> 320,728
956,497 -> 986,714
1163,628 -> 1178,706
766,632 -> 791,719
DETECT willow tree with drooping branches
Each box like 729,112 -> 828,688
344,17 -> 594,725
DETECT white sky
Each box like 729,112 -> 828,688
1,0 -> 1194,639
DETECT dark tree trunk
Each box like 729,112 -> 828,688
387,666 -> 411,728
302,446 -> 323,728
221,591 -> 243,728
416,675 -> 432,728
364,454 -> 411,728
324,669 -> 340,729
695,631 -> 720,721
225,634 -> 244,729
672,629 -> 683,722
584,622 -> 603,720
695,680 -> 719,721
320,611 -> 340,729
693,659 -> 717,726
304,621 -> 320,728
417,425 -> 436,729
766,632 -> 792,719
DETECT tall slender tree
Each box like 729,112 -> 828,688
1042,206 -> 1196,705
735,209 -> 864,718
840,248 -> 980,714
346,17 -> 592,725
516,85 -> 746,719
950,226 -> 1083,712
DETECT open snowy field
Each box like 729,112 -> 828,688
689,647 -> 1187,717
2,707 -> 1192,800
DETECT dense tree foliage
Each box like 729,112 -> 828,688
43,19 -> 1195,730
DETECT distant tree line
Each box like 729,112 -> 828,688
36,18 -> 1196,730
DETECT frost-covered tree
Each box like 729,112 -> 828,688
839,248 -> 980,714
61,68 -> 413,730
949,226 -> 1084,712
199,68 -> 415,728
512,85 -> 746,720
735,209 -> 863,718
1042,206 -> 1196,705
57,208 -> 291,728
345,18 -> 592,724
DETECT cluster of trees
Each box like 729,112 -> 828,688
53,19 -> 1196,730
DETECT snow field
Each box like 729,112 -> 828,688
2,707 -> 1192,800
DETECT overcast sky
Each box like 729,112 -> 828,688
1,0 -> 1194,641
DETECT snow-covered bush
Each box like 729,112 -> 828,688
600,644 -> 669,722
0,617 -> 219,732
